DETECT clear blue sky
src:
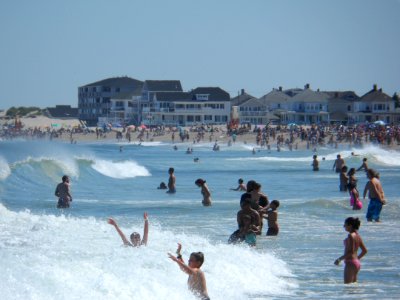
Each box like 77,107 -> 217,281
1,0 -> 399,109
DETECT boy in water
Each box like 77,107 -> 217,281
107,212 -> 149,247
238,214 -> 259,246
230,178 -> 246,191
167,167 -> 176,193
168,243 -> 210,300
312,155 -> 319,171
261,200 -> 280,236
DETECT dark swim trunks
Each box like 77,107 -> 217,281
57,197 -> 70,208
266,227 -> 279,236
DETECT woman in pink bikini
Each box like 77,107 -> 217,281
334,217 -> 368,284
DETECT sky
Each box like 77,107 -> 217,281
0,0 -> 399,109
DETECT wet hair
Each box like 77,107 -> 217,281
253,182 -> 261,190
62,175 -> 69,182
367,168 -> 378,179
341,165 -> 348,172
345,217 -> 361,230
271,200 -> 280,208
130,232 -> 141,241
240,193 -> 252,207
195,178 -> 206,185
313,155 -> 317,159
347,168 -> 356,176
246,180 -> 257,192
337,154 -> 341,158
363,158 -> 367,162
190,252 -> 204,267
168,167 -> 174,173
238,178 -> 244,184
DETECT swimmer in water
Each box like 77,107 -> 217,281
108,212 -> 149,247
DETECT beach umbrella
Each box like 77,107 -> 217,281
127,125 -> 136,131
139,124 -> 147,130
374,120 -> 385,126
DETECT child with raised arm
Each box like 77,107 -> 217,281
261,200 -> 280,236
168,243 -> 210,300
107,212 -> 149,247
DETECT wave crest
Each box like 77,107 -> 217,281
91,159 -> 151,179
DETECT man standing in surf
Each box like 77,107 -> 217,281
55,175 -> 73,208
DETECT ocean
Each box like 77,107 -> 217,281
0,139 -> 399,300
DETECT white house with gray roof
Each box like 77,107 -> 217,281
146,87 -> 231,126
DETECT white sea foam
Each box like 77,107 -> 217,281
0,204 -> 296,300
0,156 -> 11,180
91,159 -> 151,179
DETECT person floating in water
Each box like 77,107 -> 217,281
168,243 -> 210,300
167,167 -> 176,193
230,178 -> 246,191
55,175 -> 73,208
334,217 -> 367,284
357,158 -> 369,172
158,182 -> 167,189
107,212 -> 149,247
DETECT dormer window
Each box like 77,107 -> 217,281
196,94 -> 209,101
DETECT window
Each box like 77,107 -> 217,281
347,105 -> 351,112
196,94 -> 209,101
204,115 -> 212,121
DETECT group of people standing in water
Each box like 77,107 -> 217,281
53,146 -> 387,292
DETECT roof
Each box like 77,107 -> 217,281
81,76 -> 143,88
259,89 -> 292,104
143,80 -> 183,92
231,90 -> 256,106
190,87 -> 230,101
283,88 -> 303,97
290,89 -> 330,103
46,105 -> 78,119
110,92 -> 135,100
155,92 -> 191,102
360,87 -> 393,102
325,91 -> 359,101
239,97 -> 265,108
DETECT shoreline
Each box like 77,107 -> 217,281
1,116 -> 399,151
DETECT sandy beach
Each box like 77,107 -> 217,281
2,115 -> 400,151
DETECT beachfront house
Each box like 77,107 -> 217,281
138,80 -> 183,125
78,77 -> 143,126
258,84 -> 330,125
147,87 -> 231,126
348,84 -> 397,124
326,91 -> 360,124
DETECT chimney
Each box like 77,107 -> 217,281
373,84 -> 377,91
241,89 -> 245,95
304,83 -> 310,89
279,86 -> 282,91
